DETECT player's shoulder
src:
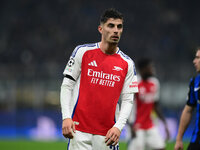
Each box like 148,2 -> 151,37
76,42 -> 98,49
193,74 -> 200,81
148,77 -> 160,85
117,49 -> 135,65
187,75 -> 200,88
71,42 -> 98,58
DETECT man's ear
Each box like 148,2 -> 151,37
98,25 -> 102,34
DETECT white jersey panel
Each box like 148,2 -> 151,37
118,51 -> 138,94
63,43 -> 98,80
148,77 -> 160,102
62,43 -> 98,118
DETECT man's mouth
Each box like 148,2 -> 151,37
194,65 -> 198,70
111,36 -> 119,40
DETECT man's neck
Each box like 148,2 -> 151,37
99,42 -> 118,55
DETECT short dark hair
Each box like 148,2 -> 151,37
192,46 -> 200,55
100,8 -> 123,24
137,58 -> 152,71
196,46 -> 200,52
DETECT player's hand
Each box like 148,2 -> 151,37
62,118 -> 76,139
105,127 -> 121,146
174,140 -> 184,150
131,127 -> 136,138
131,124 -> 139,138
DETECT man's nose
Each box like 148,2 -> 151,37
113,26 -> 119,33
193,59 -> 196,64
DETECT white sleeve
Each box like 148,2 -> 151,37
149,77 -> 160,102
60,46 -> 84,120
128,100 -> 136,124
63,46 -> 84,80
113,93 -> 134,131
154,78 -> 160,101
121,61 -> 138,94
60,77 -> 76,120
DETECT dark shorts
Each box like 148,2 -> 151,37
187,142 -> 200,150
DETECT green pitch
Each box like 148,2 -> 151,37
0,140 -> 189,150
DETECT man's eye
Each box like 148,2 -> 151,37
108,24 -> 114,28
117,25 -> 123,29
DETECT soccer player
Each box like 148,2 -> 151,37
174,47 -> 200,150
128,58 -> 169,150
60,8 -> 138,150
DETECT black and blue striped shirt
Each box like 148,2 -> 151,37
187,74 -> 200,143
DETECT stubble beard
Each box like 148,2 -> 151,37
109,38 -> 120,45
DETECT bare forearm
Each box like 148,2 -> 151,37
176,106 -> 193,141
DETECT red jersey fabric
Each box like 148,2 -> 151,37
64,43 -> 138,135
134,77 -> 159,130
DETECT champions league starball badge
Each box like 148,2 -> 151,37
67,58 -> 75,67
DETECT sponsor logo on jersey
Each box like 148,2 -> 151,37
129,81 -> 138,88
113,66 -> 123,71
87,69 -> 121,87
88,60 -> 98,67
67,58 -> 75,67
87,69 -> 120,81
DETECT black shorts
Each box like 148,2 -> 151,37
187,142 -> 200,150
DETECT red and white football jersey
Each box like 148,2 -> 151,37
63,43 -> 138,135
134,77 -> 160,130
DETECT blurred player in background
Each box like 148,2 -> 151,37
60,8 -> 138,150
128,58 -> 169,150
174,48 -> 200,150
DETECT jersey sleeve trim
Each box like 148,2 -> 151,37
118,50 -> 138,94
64,74 -> 75,81
63,43 -> 98,80
71,43 -> 97,58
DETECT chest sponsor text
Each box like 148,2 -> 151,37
87,69 -> 121,87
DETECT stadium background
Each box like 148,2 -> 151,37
0,0 -> 199,149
